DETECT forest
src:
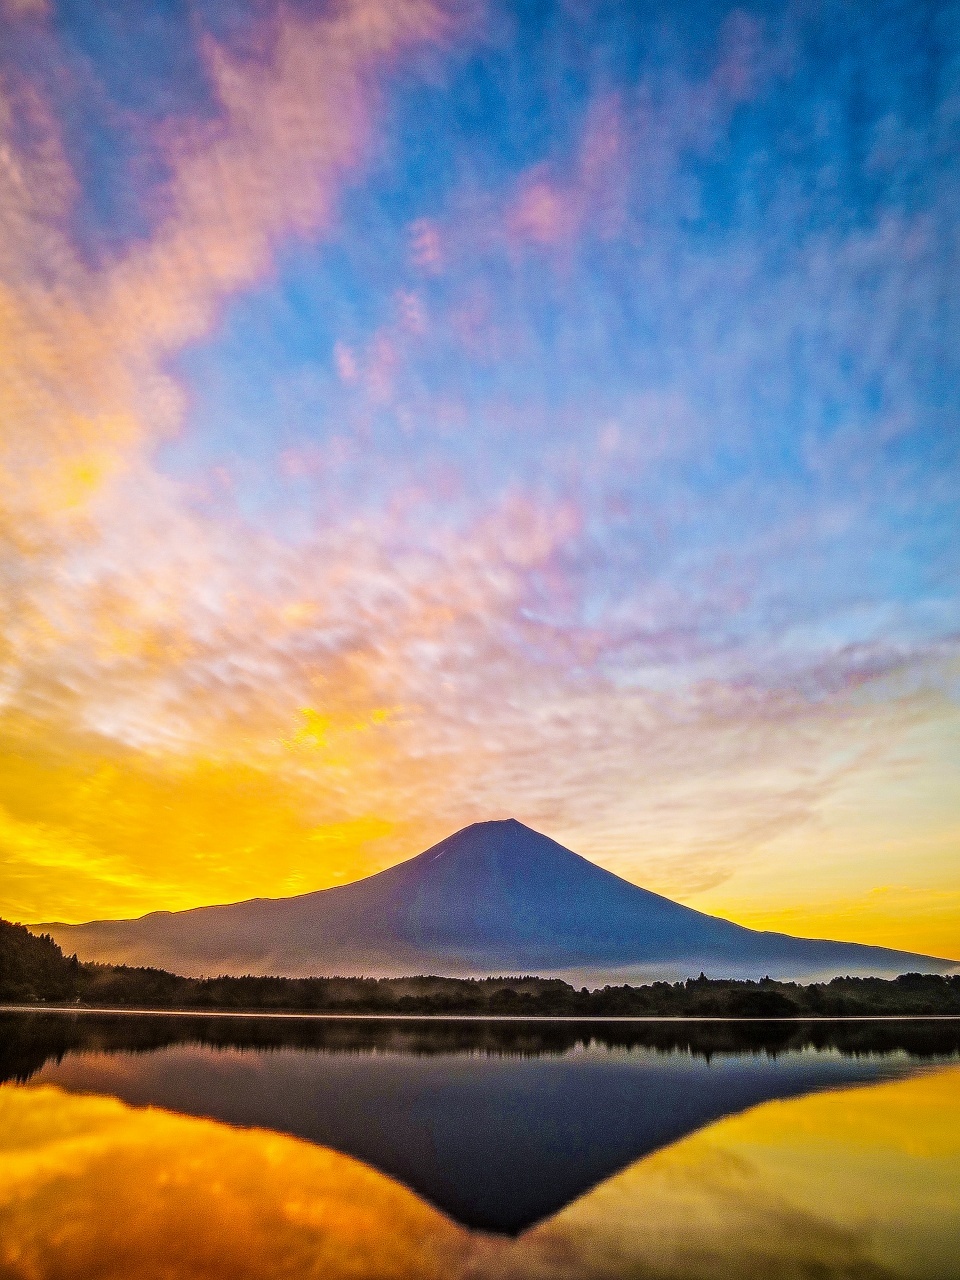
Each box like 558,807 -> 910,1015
3,918 -> 959,1017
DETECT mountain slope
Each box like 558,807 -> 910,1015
37,819 -> 956,982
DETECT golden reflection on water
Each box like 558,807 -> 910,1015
511,1064 -> 960,1280
1,1066 -> 958,1280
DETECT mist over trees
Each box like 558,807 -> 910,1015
3,919 -> 959,1017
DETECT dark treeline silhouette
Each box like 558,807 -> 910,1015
0,919 -> 82,1003
3,917 -> 959,1018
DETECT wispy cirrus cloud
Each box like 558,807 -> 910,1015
0,0 -> 461,527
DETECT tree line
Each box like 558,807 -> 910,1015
2,917 -> 958,1017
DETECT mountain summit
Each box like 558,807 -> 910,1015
40,819 -> 956,983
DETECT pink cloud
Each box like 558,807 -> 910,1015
509,168 -> 580,246
408,217 -> 444,271
489,19 -> 779,259
0,0 -> 460,547
505,94 -> 627,251
334,341 -> 360,384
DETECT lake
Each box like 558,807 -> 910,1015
1,1011 -> 958,1278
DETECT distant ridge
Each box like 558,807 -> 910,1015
38,819 -> 957,983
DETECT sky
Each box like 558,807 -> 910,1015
0,0 -> 957,957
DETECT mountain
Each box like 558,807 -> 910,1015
37,819 -> 956,983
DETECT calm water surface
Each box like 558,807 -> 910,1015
1,1012 -> 958,1278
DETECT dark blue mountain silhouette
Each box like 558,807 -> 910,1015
40,819 -> 955,982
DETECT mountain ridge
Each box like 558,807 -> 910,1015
36,819 -> 957,983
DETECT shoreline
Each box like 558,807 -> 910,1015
3,1005 -> 960,1023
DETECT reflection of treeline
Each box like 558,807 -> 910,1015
2,1009 -> 960,1087
2,917 -> 960,1018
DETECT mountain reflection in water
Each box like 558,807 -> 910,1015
1,1058 -> 958,1279
2,1012 -> 958,1237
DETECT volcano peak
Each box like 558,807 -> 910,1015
40,820 -> 956,983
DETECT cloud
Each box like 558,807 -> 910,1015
103,0 -> 455,355
0,0 -> 458,535
0,0 -> 48,17
0,0 -> 473,918
505,95 -> 627,250
497,15 -> 779,258
0,0 -> 955,950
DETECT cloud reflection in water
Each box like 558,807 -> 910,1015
1,1066 -> 958,1280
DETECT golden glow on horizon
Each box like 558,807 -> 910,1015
703,884 -> 960,959
0,714 -> 399,924
1,1067 -> 958,1278
0,696 -> 956,960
